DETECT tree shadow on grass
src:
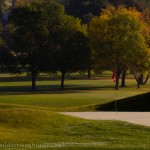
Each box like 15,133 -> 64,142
96,92 -> 150,112
0,84 -> 115,95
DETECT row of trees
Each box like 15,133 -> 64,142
1,1 -> 91,90
0,0 -> 147,24
0,0 -> 150,90
66,0 -> 145,23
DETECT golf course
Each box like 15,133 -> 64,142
0,73 -> 150,150
0,0 -> 150,149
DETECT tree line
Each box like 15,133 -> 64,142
0,0 -> 150,90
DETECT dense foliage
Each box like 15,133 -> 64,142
8,1 -> 91,90
0,0 -> 150,90
89,6 -> 150,89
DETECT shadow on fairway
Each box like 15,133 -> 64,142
96,92 -> 150,112
0,84 -> 114,95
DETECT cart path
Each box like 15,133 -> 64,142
60,112 -> 150,127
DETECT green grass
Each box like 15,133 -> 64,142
96,92 -> 150,111
0,74 -> 150,149
0,106 -> 150,150
0,78 -> 150,111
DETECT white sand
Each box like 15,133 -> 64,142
61,112 -> 150,127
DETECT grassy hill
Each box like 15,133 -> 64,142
0,105 -> 150,150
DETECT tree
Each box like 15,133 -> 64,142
66,0 -> 145,24
49,15 -> 91,90
66,0 -> 109,23
0,22 -> 3,46
0,21 -> 14,72
0,22 -> 4,70
88,6 -> 149,89
8,2 -> 54,91
131,33 -> 150,88
66,0 -> 145,79
109,0 -> 145,11
1,0 -> 55,23
131,56 -> 150,88
129,5 -> 150,88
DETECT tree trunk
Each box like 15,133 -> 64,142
88,67 -> 91,79
0,9 -> 2,19
60,71 -> 65,90
140,74 -> 144,84
143,75 -> 149,84
132,72 -> 142,88
137,77 -> 141,88
132,72 -> 138,83
121,69 -> 126,87
31,70 -> 36,91
115,72 -> 120,90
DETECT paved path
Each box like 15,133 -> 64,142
61,112 -> 150,127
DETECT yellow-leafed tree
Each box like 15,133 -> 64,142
89,6 -> 150,89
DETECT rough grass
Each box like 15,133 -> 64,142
0,106 -> 150,150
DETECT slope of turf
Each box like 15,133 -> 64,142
96,92 -> 150,111
0,105 -> 150,150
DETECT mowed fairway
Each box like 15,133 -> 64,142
0,76 -> 150,111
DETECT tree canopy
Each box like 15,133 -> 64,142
8,1 -> 91,90
50,16 -> 91,89
66,0 -> 145,23
1,0 -> 150,90
8,1 -> 55,90
88,6 -> 150,89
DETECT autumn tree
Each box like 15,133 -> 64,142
89,6 -> 149,89
131,31 -> 150,88
66,0 -> 145,79
131,57 -> 150,88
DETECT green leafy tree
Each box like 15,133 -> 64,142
0,22 -> 3,46
0,22 -> 4,69
131,32 -> 150,88
131,59 -> 150,88
66,0 -> 145,79
89,6 -> 149,89
8,2 -> 53,90
0,21 -> 14,72
49,15 -> 91,90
